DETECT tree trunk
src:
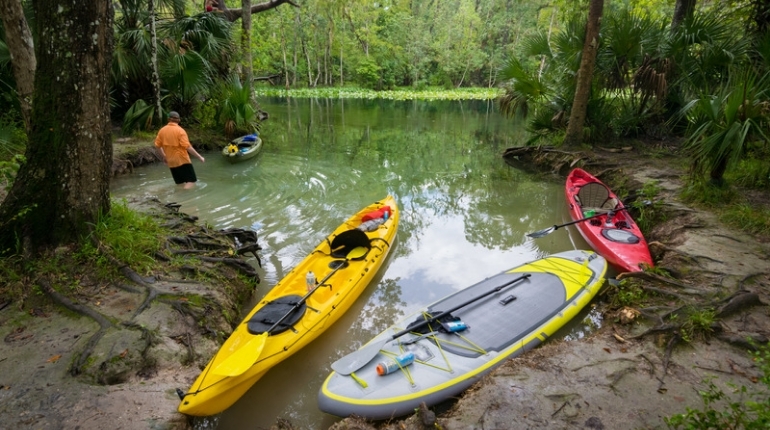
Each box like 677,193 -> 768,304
149,0 -> 162,125
751,0 -> 770,36
280,19 -> 289,89
564,0 -> 603,147
242,0 -> 253,102
0,0 -> 114,256
0,0 -> 36,133
671,0 -> 696,30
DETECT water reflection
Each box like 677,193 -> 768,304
111,97 -> 595,429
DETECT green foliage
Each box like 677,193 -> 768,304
355,60 -> 383,90
630,180 -> 665,233
610,279 -> 647,307
720,204 -> 770,237
214,75 -> 258,138
678,307 -> 717,343
112,4 -> 232,120
728,158 -> 770,189
253,86 -> 499,101
679,178 -> 770,236
678,70 -> 770,184
0,154 -> 24,190
680,179 -> 741,207
0,114 -> 26,160
0,254 -> 28,303
665,342 -> 770,429
121,99 -> 167,134
81,200 -> 164,275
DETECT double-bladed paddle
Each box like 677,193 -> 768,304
213,246 -> 368,377
330,273 -> 532,376
526,200 -> 652,239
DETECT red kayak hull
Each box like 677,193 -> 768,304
565,168 -> 653,273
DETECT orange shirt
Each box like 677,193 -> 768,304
154,122 -> 192,168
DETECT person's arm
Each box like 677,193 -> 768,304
154,135 -> 167,164
187,145 -> 205,163
179,129 -> 204,162
156,147 -> 167,164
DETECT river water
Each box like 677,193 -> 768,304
110,97 -> 595,429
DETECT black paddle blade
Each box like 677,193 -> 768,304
527,226 -> 556,238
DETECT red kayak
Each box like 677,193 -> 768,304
565,168 -> 653,273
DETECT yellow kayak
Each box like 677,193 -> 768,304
178,196 -> 399,416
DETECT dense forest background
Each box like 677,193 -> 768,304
0,0 -> 769,256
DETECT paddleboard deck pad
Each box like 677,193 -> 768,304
318,250 -> 607,420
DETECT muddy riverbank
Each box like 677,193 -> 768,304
1,138 -> 769,430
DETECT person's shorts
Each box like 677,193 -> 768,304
170,163 -> 197,184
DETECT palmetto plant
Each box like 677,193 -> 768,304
679,70 -> 770,184
217,75 -> 259,138
114,0 -> 233,128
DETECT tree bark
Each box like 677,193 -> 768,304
242,0 -> 254,103
215,0 -> 299,22
0,0 -> 114,255
564,0 -> 603,147
0,0 -> 36,133
150,0 -> 163,125
671,0 -> 696,30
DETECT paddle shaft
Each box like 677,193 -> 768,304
263,261 -> 346,334
550,206 -> 627,231
386,273 -> 532,342
263,246 -> 367,334
330,273 -> 533,375
212,246 -> 368,377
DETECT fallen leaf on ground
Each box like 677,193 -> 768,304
47,354 -> 62,363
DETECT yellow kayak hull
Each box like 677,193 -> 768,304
178,196 -> 399,416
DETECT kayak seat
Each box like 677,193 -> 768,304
329,229 -> 371,260
577,182 -> 610,209
246,295 -> 307,335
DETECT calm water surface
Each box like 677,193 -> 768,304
110,97 -> 594,429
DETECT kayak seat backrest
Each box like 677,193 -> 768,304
577,182 -> 610,209
330,229 -> 371,260
602,197 -> 619,210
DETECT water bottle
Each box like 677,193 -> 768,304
357,217 -> 385,232
306,271 -> 316,292
376,351 -> 415,376
443,320 -> 469,333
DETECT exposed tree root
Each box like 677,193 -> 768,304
714,291 -> 763,318
639,285 -> 693,302
38,279 -> 113,376
657,334 -> 680,393
617,269 -> 698,290
739,272 -> 769,288
199,256 -> 259,279
648,241 -> 723,266
133,286 -> 159,318
34,200 -> 261,383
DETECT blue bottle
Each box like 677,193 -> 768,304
376,351 -> 415,376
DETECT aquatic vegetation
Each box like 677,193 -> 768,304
253,86 -> 501,101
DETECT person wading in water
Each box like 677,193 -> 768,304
154,111 -> 205,189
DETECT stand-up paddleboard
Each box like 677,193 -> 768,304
319,250 -> 607,420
